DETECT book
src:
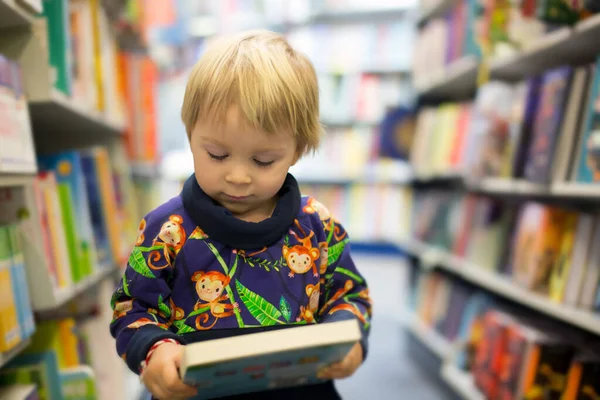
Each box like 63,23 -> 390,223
180,319 -> 361,399
60,366 -> 97,400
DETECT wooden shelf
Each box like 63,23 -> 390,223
0,0 -> 35,29
397,238 -> 600,336
0,339 -> 31,369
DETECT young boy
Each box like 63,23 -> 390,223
110,30 -> 372,400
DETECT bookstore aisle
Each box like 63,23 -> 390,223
334,253 -> 452,400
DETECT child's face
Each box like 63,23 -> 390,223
190,105 -> 299,222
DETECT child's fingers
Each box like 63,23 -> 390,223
163,364 -> 198,397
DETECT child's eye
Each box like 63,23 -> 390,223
208,152 -> 228,161
254,159 -> 274,167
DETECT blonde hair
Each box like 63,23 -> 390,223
181,30 -> 322,155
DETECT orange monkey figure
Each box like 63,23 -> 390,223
283,220 -> 320,278
298,283 -> 320,323
319,280 -> 354,316
192,271 -> 238,330
148,215 -> 186,270
302,197 -> 331,221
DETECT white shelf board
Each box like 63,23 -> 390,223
489,15 -> 600,81
551,182 -> 600,199
36,264 -> 118,312
0,0 -> 35,28
469,178 -> 549,196
417,0 -> 458,25
441,363 -> 485,400
29,90 -> 125,151
0,173 -> 36,187
416,56 -> 478,100
405,313 -> 453,358
399,239 -> 600,336
0,338 -> 31,369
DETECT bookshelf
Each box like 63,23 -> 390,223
440,364 -> 485,400
418,14 -> 600,100
0,0 -> 159,398
415,56 -> 478,100
0,339 -> 31,370
417,0 -> 459,26
399,238 -> 600,336
0,0 -> 36,28
405,312 -> 453,358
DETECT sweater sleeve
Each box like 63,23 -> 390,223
317,217 -> 373,360
109,212 -> 187,374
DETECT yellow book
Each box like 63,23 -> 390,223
0,227 -> 21,351
548,213 -> 580,303
58,318 -> 80,368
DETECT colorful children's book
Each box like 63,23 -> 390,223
576,57 -> 600,183
524,66 -> 573,183
37,152 -> 98,282
0,227 -> 21,351
7,226 -> 35,340
180,319 -> 361,399
60,366 -> 97,400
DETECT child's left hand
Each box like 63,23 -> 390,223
317,342 -> 363,380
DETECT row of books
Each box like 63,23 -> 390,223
285,22 -> 414,73
410,269 -> 600,399
0,317 -> 100,400
319,73 -> 413,125
0,54 -> 36,174
413,0 -> 596,87
413,0 -> 479,87
0,225 -> 34,353
412,189 -> 600,310
299,183 -> 412,243
44,0 -> 123,123
0,147 -> 140,310
410,57 -> 600,184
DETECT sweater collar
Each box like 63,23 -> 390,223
181,173 -> 301,250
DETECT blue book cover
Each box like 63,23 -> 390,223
180,320 -> 360,399
37,152 -> 97,278
79,153 -> 112,265
576,57 -> 600,183
524,66 -> 573,184
7,226 -> 35,339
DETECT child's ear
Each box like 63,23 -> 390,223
291,149 -> 301,166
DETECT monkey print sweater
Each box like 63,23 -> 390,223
109,174 -> 372,385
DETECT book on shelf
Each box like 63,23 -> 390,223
180,319 -> 361,399
409,188 -> 600,309
410,268 -> 600,399
0,54 -> 37,174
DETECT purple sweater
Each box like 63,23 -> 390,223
109,174 -> 372,381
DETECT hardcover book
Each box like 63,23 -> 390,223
180,319 -> 361,399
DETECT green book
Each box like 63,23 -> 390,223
57,184 -> 83,283
41,0 -> 72,95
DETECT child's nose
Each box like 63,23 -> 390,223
225,166 -> 251,185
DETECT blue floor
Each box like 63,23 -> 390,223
335,254 -> 452,400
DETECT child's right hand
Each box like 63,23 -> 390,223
141,342 -> 198,400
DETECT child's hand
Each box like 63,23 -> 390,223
317,342 -> 363,380
141,343 -> 198,400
